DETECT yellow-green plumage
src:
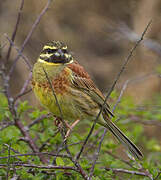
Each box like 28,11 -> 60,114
32,61 -> 98,122
32,41 -> 143,160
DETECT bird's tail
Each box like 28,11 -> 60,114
99,117 -> 143,160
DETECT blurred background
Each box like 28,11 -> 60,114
1,0 -> 161,103
0,0 -> 161,170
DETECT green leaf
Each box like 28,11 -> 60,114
56,157 -> 65,166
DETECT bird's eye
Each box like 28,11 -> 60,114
62,49 -> 67,53
47,49 -> 57,54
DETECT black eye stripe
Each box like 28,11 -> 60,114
41,48 -> 57,54
41,48 -> 68,54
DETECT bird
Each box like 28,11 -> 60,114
32,40 -> 143,160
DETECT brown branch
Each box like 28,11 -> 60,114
13,88 -> 32,106
4,34 -> 32,71
0,122 -> 14,131
8,0 -> 52,76
129,116 -> 161,127
1,64 -> 47,163
14,120 -> 48,163
117,22 -> 161,57
27,113 -> 51,129
6,143 -> 11,180
104,167 -> 153,180
0,163 -> 78,172
5,0 -> 25,62
42,67 -> 88,179
76,20 -> 152,165
0,152 -> 70,160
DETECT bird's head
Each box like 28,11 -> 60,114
38,41 -> 73,65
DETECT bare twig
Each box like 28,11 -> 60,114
104,167 -> 153,180
5,0 -> 25,62
6,143 -> 11,180
28,113 -> 51,129
117,22 -> 161,57
14,120 -> 48,163
42,68 -> 88,179
129,116 -> 161,127
13,88 -> 32,106
0,122 -> 14,131
42,68 -> 64,121
8,0 -> 52,76
4,34 -> 32,71
76,20 -> 152,165
87,20 -> 152,179
0,163 -> 78,172
0,152 -> 70,160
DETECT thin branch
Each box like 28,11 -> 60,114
42,68 -> 64,120
104,167 -> 153,180
117,22 -> 161,57
76,19 -> 152,164
14,120 -> 48,163
27,113 -> 51,129
5,0 -> 25,62
8,0 -> 52,76
105,150 -> 133,168
87,20 -> 152,179
4,34 -> 32,71
0,163 -> 78,172
0,122 -> 14,131
129,116 -> 161,127
6,143 -> 11,180
0,152 -> 70,160
13,88 -> 32,106
42,68 -> 88,179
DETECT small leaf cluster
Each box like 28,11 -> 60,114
0,91 -> 161,179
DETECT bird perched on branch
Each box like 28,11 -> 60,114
32,41 -> 143,160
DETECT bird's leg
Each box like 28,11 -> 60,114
65,119 -> 80,140
54,117 -> 69,129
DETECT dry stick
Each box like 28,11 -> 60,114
28,113 -> 51,129
76,20 -> 152,162
0,163 -> 78,172
14,120 -> 48,163
105,150 -> 133,168
42,67 -> 68,164
104,167 -> 153,179
3,144 -> 20,154
117,22 -> 161,57
6,143 -> 11,180
5,0 -> 25,62
42,68 -> 64,125
1,69 -> 47,163
0,122 -> 14,131
0,152 -> 70,160
8,0 -> 52,76
4,34 -> 32,71
14,88 -> 32,106
14,72 -> 33,106
42,69 -> 88,179
1,68 -> 47,163
129,116 -> 161,127
113,72 -> 156,110
88,20 -> 152,179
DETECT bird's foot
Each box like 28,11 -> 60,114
64,119 -> 80,140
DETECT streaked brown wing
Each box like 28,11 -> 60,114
67,61 -> 114,117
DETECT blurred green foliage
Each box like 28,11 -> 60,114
0,91 -> 161,179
